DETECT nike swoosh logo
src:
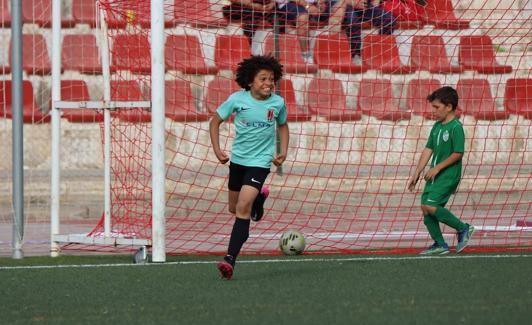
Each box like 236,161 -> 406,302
251,178 -> 261,184
427,199 -> 437,202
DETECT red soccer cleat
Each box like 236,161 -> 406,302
217,260 -> 233,280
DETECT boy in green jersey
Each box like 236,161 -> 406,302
407,86 -> 475,255
210,55 -> 289,279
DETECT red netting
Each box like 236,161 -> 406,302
33,0 -> 531,255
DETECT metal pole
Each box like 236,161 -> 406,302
273,9 -> 283,176
151,0 -> 166,263
99,4 -> 112,238
11,0 -> 23,259
50,0 -> 62,257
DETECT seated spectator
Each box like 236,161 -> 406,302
381,0 -> 426,22
278,1 -> 395,64
223,0 -> 277,44
276,0 -> 331,64
339,0 -> 396,63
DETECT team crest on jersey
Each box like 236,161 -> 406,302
267,108 -> 274,121
443,130 -> 450,142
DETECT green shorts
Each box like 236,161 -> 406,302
421,190 -> 453,207
421,179 -> 459,207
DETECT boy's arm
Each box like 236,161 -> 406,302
407,148 -> 432,192
272,123 -> 289,166
424,152 -> 463,181
209,113 -> 229,164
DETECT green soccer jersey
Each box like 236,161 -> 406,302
424,118 -> 465,192
216,90 -> 287,169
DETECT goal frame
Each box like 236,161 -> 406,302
49,0 -> 166,262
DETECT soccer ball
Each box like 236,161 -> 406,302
279,230 -> 305,255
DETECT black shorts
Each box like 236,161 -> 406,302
228,162 -> 270,192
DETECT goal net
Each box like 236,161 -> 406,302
3,0 -> 530,256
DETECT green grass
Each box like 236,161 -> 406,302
1,253 -> 531,324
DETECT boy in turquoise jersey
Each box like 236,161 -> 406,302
407,86 -> 475,255
209,55 -> 289,279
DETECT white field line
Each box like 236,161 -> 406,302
8,225 -> 527,245
1,254 -> 531,271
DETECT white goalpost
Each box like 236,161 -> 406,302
49,0 -> 166,262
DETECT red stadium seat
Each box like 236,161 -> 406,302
1,80 -> 50,123
22,0 -> 74,27
214,35 -> 251,71
358,79 -> 411,121
10,34 -> 52,75
307,78 -> 361,121
111,34 -> 151,74
504,78 -> 532,119
57,80 -> 104,123
62,34 -> 101,74
72,0 -> 97,27
165,79 -> 209,122
73,0 -> 149,29
279,79 -> 311,122
457,79 -> 509,120
313,33 -> 366,74
103,0 -> 174,28
410,35 -> 462,74
204,77 -> 241,114
165,35 -> 218,75
459,36 -> 512,74
111,80 -> 150,123
174,0 -> 227,28
1,0 -> 10,27
407,79 -> 443,119
361,35 -> 415,74
422,0 -> 470,29
264,34 -> 318,74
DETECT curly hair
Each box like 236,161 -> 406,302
235,55 -> 283,90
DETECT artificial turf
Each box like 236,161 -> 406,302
1,253 -> 531,324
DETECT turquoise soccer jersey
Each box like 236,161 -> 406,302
216,90 -> 287,169
422,118 -> 465,203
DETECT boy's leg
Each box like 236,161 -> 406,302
422,188 -> 474,252
423,188 -> 466,232
251,186 -> 269,222
423,214 -> 445,246
420,204 -> 449,255
245,166 -> 270,222
226,217 -> 251,262
432,206 -> 474,253
226,186 -> 257,260
218,186 -> 257,279
434,206 -> 467,232
229,185 -> 257,251
217,189 -> 240,280
419,192 -> 449,255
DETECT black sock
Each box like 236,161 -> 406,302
227,217 -> 250,264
